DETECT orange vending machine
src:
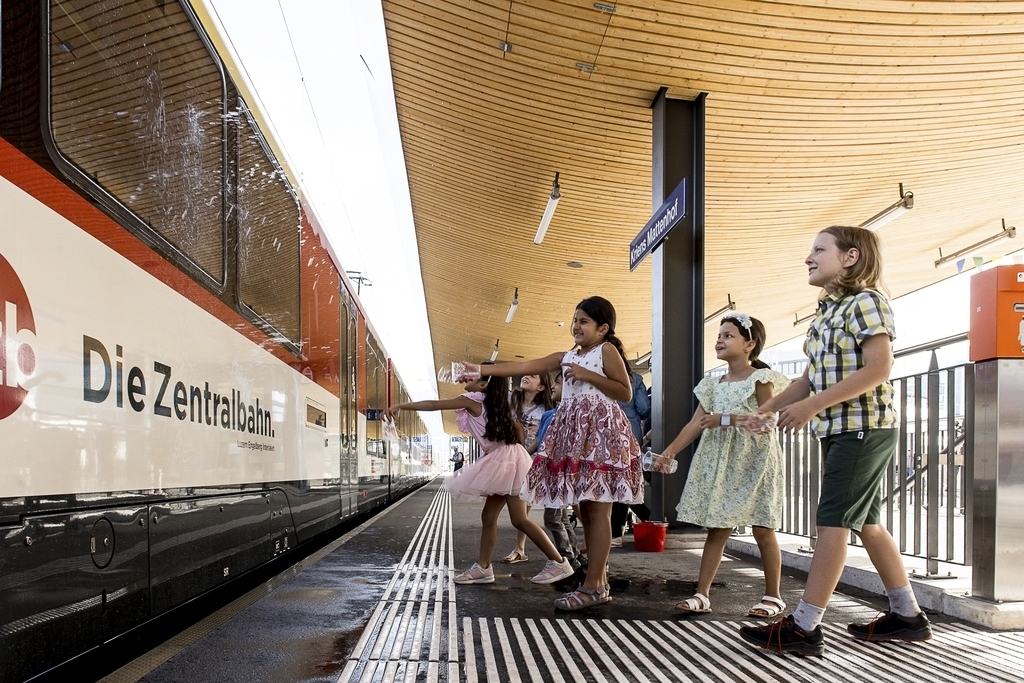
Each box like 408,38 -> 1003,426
969,263 -> 1024,602
969,264 -> 1024,361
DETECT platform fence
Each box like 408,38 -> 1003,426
777,362 -> 975,577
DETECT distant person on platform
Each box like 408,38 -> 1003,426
451,448 -> 465,471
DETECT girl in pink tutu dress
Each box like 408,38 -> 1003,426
463,296 -> 643,610
386,371 -> 574,586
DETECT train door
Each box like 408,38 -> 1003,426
360,333 -> 390,507
339,290 -> 358,517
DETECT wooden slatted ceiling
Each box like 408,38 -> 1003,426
381,0 -> 1024,434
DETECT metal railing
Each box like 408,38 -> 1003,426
778,362 -> 974,575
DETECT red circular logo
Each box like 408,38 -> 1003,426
0,252 -> 36,420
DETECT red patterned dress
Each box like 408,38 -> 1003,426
521,344 -> 644,506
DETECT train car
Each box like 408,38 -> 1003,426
0,2 -> 437,681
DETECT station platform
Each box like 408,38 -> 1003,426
101,477 -> 1024,683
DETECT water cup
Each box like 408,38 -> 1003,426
642,450 -> 678,474
746,412 -> 778,434
437,362 -> 475,384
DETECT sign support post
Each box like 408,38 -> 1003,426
642,89 -> 705,525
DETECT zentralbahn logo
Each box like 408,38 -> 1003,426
0,252 -> 37,420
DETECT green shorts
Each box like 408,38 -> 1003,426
816,429 -> 898,532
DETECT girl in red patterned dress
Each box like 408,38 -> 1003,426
464,296 -> 643,610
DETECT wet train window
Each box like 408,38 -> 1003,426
365,336 -> 386,459
46,0 -> 227,289
305,399 -> 327,430
236,104 -> 301,348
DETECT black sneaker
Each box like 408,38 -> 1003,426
847,611 -> 933,642
739,615 -> 825,657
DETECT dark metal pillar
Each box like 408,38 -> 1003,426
649,89 -> 705,525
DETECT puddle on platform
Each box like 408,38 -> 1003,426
294,614 -> 369,681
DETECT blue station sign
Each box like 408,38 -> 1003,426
629,179 -> 687,271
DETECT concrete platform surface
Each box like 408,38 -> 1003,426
100,477 -> 1024,683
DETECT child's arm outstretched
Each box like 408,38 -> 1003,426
659,405 -> 708,459
775,333 -> 892,432
386,396 -> 482,420
464,353 -> 564,380
562,343 -> 632,403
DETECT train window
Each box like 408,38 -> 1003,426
305,398 -> 327,431
46,0 -> 228,289
365,336 -> 386,458
236,103 -> 301,348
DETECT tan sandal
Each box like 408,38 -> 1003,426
748,595 -> 785,618
501,550 -> 529,564
676,592 -> 711,613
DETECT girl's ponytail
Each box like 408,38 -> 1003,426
605,332 -> 631,373
481,372 -> 518,445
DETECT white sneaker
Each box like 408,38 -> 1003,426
610,537 -> 623,548
531,558 -> 574,584
454,563 -> 494,584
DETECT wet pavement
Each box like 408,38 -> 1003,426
101,477 -> 1024,683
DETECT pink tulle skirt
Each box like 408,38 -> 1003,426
444,443 -> 532,500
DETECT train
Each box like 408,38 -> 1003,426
0,2 -> 439,681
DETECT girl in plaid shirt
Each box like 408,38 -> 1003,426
740,226 -> 932,657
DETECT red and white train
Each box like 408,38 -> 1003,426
0,2 -> 437,681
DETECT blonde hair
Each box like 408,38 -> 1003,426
820,225 -> 888,297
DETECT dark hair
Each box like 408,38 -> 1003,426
576,296 -> 630,370
720,315 -> 770,369
480,366 -> 518,445
510,375 -> 555,418
819,225 -> 887,297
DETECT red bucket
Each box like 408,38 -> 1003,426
632,521 -> 668,552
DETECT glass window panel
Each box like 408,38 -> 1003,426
366,336 -> 385,458
48,0 -> 226,283
237,104 -> 300,346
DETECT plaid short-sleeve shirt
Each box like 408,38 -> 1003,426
804,290 -> 898,438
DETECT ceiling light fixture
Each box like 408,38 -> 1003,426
594,2 -> 617,13
489,340 -> 500,362
935,219 -> 1017,269
793,311 -> 816,327
858,183 -> 914,231
505,288 -> 519,323
576,63 -> 597,72
635,351 -> 652,365
703,294 -> 736,324
533,173 -> 561,244
499,41 -> 512,53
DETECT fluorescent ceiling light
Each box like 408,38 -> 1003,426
935,220 -> 1016,269
489,339 -> 500,362
505,288 -> 519,323
635,351 -> 652,365
859,184 -> 914,231
532,173 -> 561,244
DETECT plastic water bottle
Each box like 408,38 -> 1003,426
641,448 -> 678,474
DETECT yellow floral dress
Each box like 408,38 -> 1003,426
676,368 -> 788,529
